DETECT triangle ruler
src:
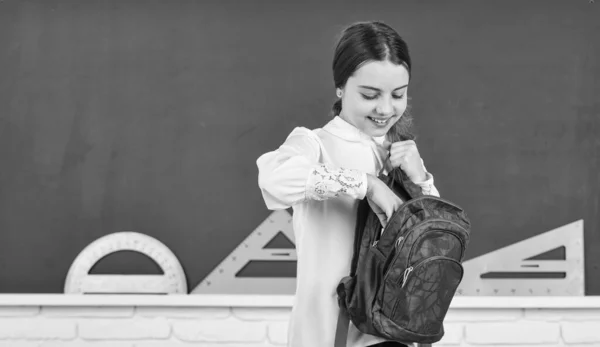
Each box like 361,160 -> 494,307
456,219 -> 584,296
192,210 -> 297,295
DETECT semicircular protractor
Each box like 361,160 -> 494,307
64,231 -> 187,294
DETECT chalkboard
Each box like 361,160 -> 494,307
0,0 -> 598,295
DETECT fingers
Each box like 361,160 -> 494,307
390,140 -> 416,150
393,196 -> 403,211
389,140 -> 419,169
378,213 -> 387,228
367,184 -> 403,229
382,139 -> 393,151
390,140 -> 417,157
367,198 -> 387,228
386,207 -> 395,223
376,209 -> 392,229
383,156 -> 394,173
390,153 -> 413,171
368,202 -> 392,228
382,198 -> 403,228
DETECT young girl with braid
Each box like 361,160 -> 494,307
257,21 -> 440,347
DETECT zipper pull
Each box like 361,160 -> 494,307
372,240 -> 378,247
401,266 -> 413,288
395,236 -> 404,249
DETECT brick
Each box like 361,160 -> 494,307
172,318 -> 267,342
268,321 -> 288,345
134,342 -> 275,347
133,342 -> 188,347
42,306 -> 134,317
436,323 -> 463,345
136,307 -> 230,319
525,308 -> 600,321
445,308 -> 522,322
137,344 -> 274,347
465,321 -> 560,344
562,321 -> 600,343
40,342 -> 134,347
233,308 -> 291,321
0,306 -> 40,316
78,317 -> 170,340
0,318 -> 76,339
0,343 -> 40,347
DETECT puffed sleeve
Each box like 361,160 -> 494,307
411,158 -> 440,197
257,127 -> 368,210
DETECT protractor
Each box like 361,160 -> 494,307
64,231 -> 187,294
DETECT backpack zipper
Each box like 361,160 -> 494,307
386,219 -> 467,283
401,266 -> 413,288
372,228 -> 385,247
383,219 -> 466,281
396,236 -> 404,248
382,235 -> 406,281
399,255 -> 463,288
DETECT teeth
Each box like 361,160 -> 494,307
370,117 -> 388,125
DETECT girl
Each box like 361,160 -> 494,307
257,21 -> 440,347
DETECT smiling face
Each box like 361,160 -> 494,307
338,59 -> 410,138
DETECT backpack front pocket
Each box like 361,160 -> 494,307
384,219 -> 466,285
390,256 -> 463,335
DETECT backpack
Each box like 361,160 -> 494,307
336,167 -> 471,345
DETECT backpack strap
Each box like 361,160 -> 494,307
389,167 -> 423,200
349,197 -> 371,276
377,160 -> 421,202
334,308 -> 350,347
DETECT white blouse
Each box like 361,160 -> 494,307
256,116 -> 439,347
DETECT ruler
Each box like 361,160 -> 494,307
192,210 -> 297,295
456,219 -> 584,296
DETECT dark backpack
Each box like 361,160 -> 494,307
336,167 -> 471,345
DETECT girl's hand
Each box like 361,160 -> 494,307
383,139 -> 427,183
366,174 -> 403,228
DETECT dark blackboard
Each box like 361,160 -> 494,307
0,0 -> 598,294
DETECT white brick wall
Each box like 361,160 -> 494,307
0,305 -> 596,346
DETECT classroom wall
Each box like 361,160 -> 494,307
0,305 -> 599,346
2,0 -> 598,296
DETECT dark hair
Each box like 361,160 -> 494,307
331,21 -> 415,142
